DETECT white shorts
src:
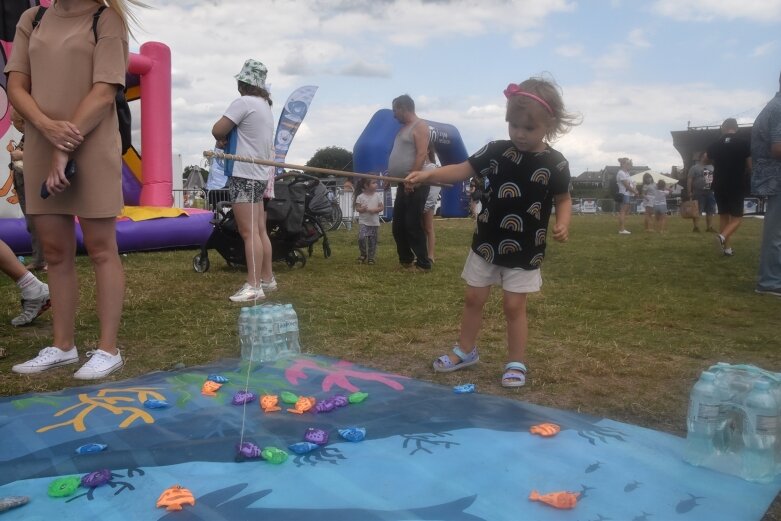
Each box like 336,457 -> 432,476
424,186 -> 441,212
461,250 -> 542,293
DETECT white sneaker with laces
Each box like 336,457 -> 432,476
11,285 -> 51,327
73,349 -> 123,380
229,283 -> 265,302
12,346 -> 79,374
261,276 -> 278,293
618,229 -> 631,235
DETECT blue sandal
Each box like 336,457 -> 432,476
432,345 -> 479,373
502,362 -> 527,388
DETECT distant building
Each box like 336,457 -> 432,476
573,165 -> 650,190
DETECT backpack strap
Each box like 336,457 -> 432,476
31,6 -> 46,30
92,5 -> 108,42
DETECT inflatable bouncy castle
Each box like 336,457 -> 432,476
0,0 -> 212,254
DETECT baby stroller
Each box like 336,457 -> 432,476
193,174 -> 332,272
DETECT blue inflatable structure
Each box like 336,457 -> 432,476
353,109 -> 470,218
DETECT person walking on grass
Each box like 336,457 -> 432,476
751,71 -> 781,297
6,0 -> 144,379
616,157 -> 638,234
687,152 -> 716,233
640,172 -> 655,232
354,178 -> 383,265
708,118 -> 751,257
407,75 -> 578,388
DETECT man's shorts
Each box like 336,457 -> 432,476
461,250 -> 542,293
714,189 -> 744,217
228,177 -> 268,204
694,192 -> 717,215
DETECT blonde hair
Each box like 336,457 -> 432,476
55,0 -> 149,39
506,74 -> 581,142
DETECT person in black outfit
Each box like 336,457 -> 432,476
707,118 -> 751,256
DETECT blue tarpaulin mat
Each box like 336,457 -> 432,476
0,355 -> 779,520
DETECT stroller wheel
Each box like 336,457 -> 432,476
193,253 -> 210,273
285,249 -> 307,268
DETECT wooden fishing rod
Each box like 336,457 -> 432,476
203,150 -> 453,188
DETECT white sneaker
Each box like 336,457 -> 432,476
618,229 -> 631,235
229,283 -> 265,302
12,346 -> 79,374
261,276 -> 278,293
11,285 -> 51,326
73,349 -> 123,380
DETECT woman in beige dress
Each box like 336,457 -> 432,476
5,0 -> 144,379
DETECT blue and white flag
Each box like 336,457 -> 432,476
273,85 -> 318,175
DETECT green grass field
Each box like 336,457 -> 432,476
1,213 -> 780,517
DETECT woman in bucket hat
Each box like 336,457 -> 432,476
212,59 -> 276,302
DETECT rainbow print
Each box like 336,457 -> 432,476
498,182 -> 521,199
530,168 -> 550,185
480,159 -> 499,177
529,253 -> 544,267
502,147 -> 523,165
535,229 -> 546,246
498,239 -> 521,255
476,243 -> 494,263
500,214 -> 523,232
527,202 -> 542,219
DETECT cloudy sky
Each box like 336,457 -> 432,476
133,0 -> 780,176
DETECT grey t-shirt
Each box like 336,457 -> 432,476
387,120 -> 423,178
688,163 -> 713,195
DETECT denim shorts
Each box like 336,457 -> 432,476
228,177 -> 268,204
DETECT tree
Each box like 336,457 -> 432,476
306,146 -> 353,173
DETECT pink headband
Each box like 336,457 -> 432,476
504,83 -> 554,116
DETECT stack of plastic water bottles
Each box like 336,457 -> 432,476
685,362 -> 781,483
237,303 -> 301,364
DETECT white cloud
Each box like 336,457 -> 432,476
555,44 -> 584,58
651,0 -> 781,22
751,41 -> 777,57
628,28 -> 651,48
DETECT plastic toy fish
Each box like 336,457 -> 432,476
348,391 -> 369,403
207,374 -> 229,383
232,390 -> 257,405
236,442 -> 262,459
529,423 -> 561,437
280,391 -> 299,404
48,476 -> 81,497
260,447 -> 288,464
453,383 -> 476,394
260,394 -> 281,413
201,380 -> 222,397
75,443 -> 108,455
156,485 -> 196,511
143,399 -> 170,409
529,490 -> 580,509
0,496 -> 28,513
338,426 -> 366,442
288,441 -> 320,454
332,394 -> 349,407
314,398 -> 336,413
81,469 -> 112,488
287,396 -> 316,414
304,427 -> 329,445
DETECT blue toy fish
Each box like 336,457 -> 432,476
143,399 -> 171,409
453,384 -> 475,394
288,442 -> 320,454
75,443 -> 108,455
207,374 -> 229,383
338,427 -> 366,442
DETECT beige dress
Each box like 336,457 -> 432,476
4,4 -> 129,218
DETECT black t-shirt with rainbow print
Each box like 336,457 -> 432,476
467,140 -> 570,270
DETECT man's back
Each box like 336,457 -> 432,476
708,133 -> 750,190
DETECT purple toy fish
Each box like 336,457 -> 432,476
81,469 -> 111,488
332,394 -> 349,408
237,442 -> 262,459
314,398 -> 336,413
232,391 -> 257,405
304,427 -> 329,445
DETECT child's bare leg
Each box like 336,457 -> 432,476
503,290 -> 528,376
443,285 -> 490,364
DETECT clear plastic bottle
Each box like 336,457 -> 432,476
238,308 -> 251,360
258,309 -> 275,363
284,304 -> 301,355
270,305 -> 287,360
742,380 -> 778,483
686,371 -> 722,466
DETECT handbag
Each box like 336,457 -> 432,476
680,200 -> 699,219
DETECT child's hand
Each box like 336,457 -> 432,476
552,223 -> 569,242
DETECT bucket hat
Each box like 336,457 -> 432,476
235,59 -> 268,89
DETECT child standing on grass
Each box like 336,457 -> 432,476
354,179 -> 384,264
407,76 -> 579,387
641,173 -> 655,232
653,179 -> 671,233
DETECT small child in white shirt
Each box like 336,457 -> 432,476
354,179 -> 384,264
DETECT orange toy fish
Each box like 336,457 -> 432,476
529,423 -> 561,437
156,485 -> 195,511
287,396 -> 316,414
201,380 -> 222,397
260,394 -> 281,413
529,490 -> 579,509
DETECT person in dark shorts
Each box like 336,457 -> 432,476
707,118 -> 751,256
